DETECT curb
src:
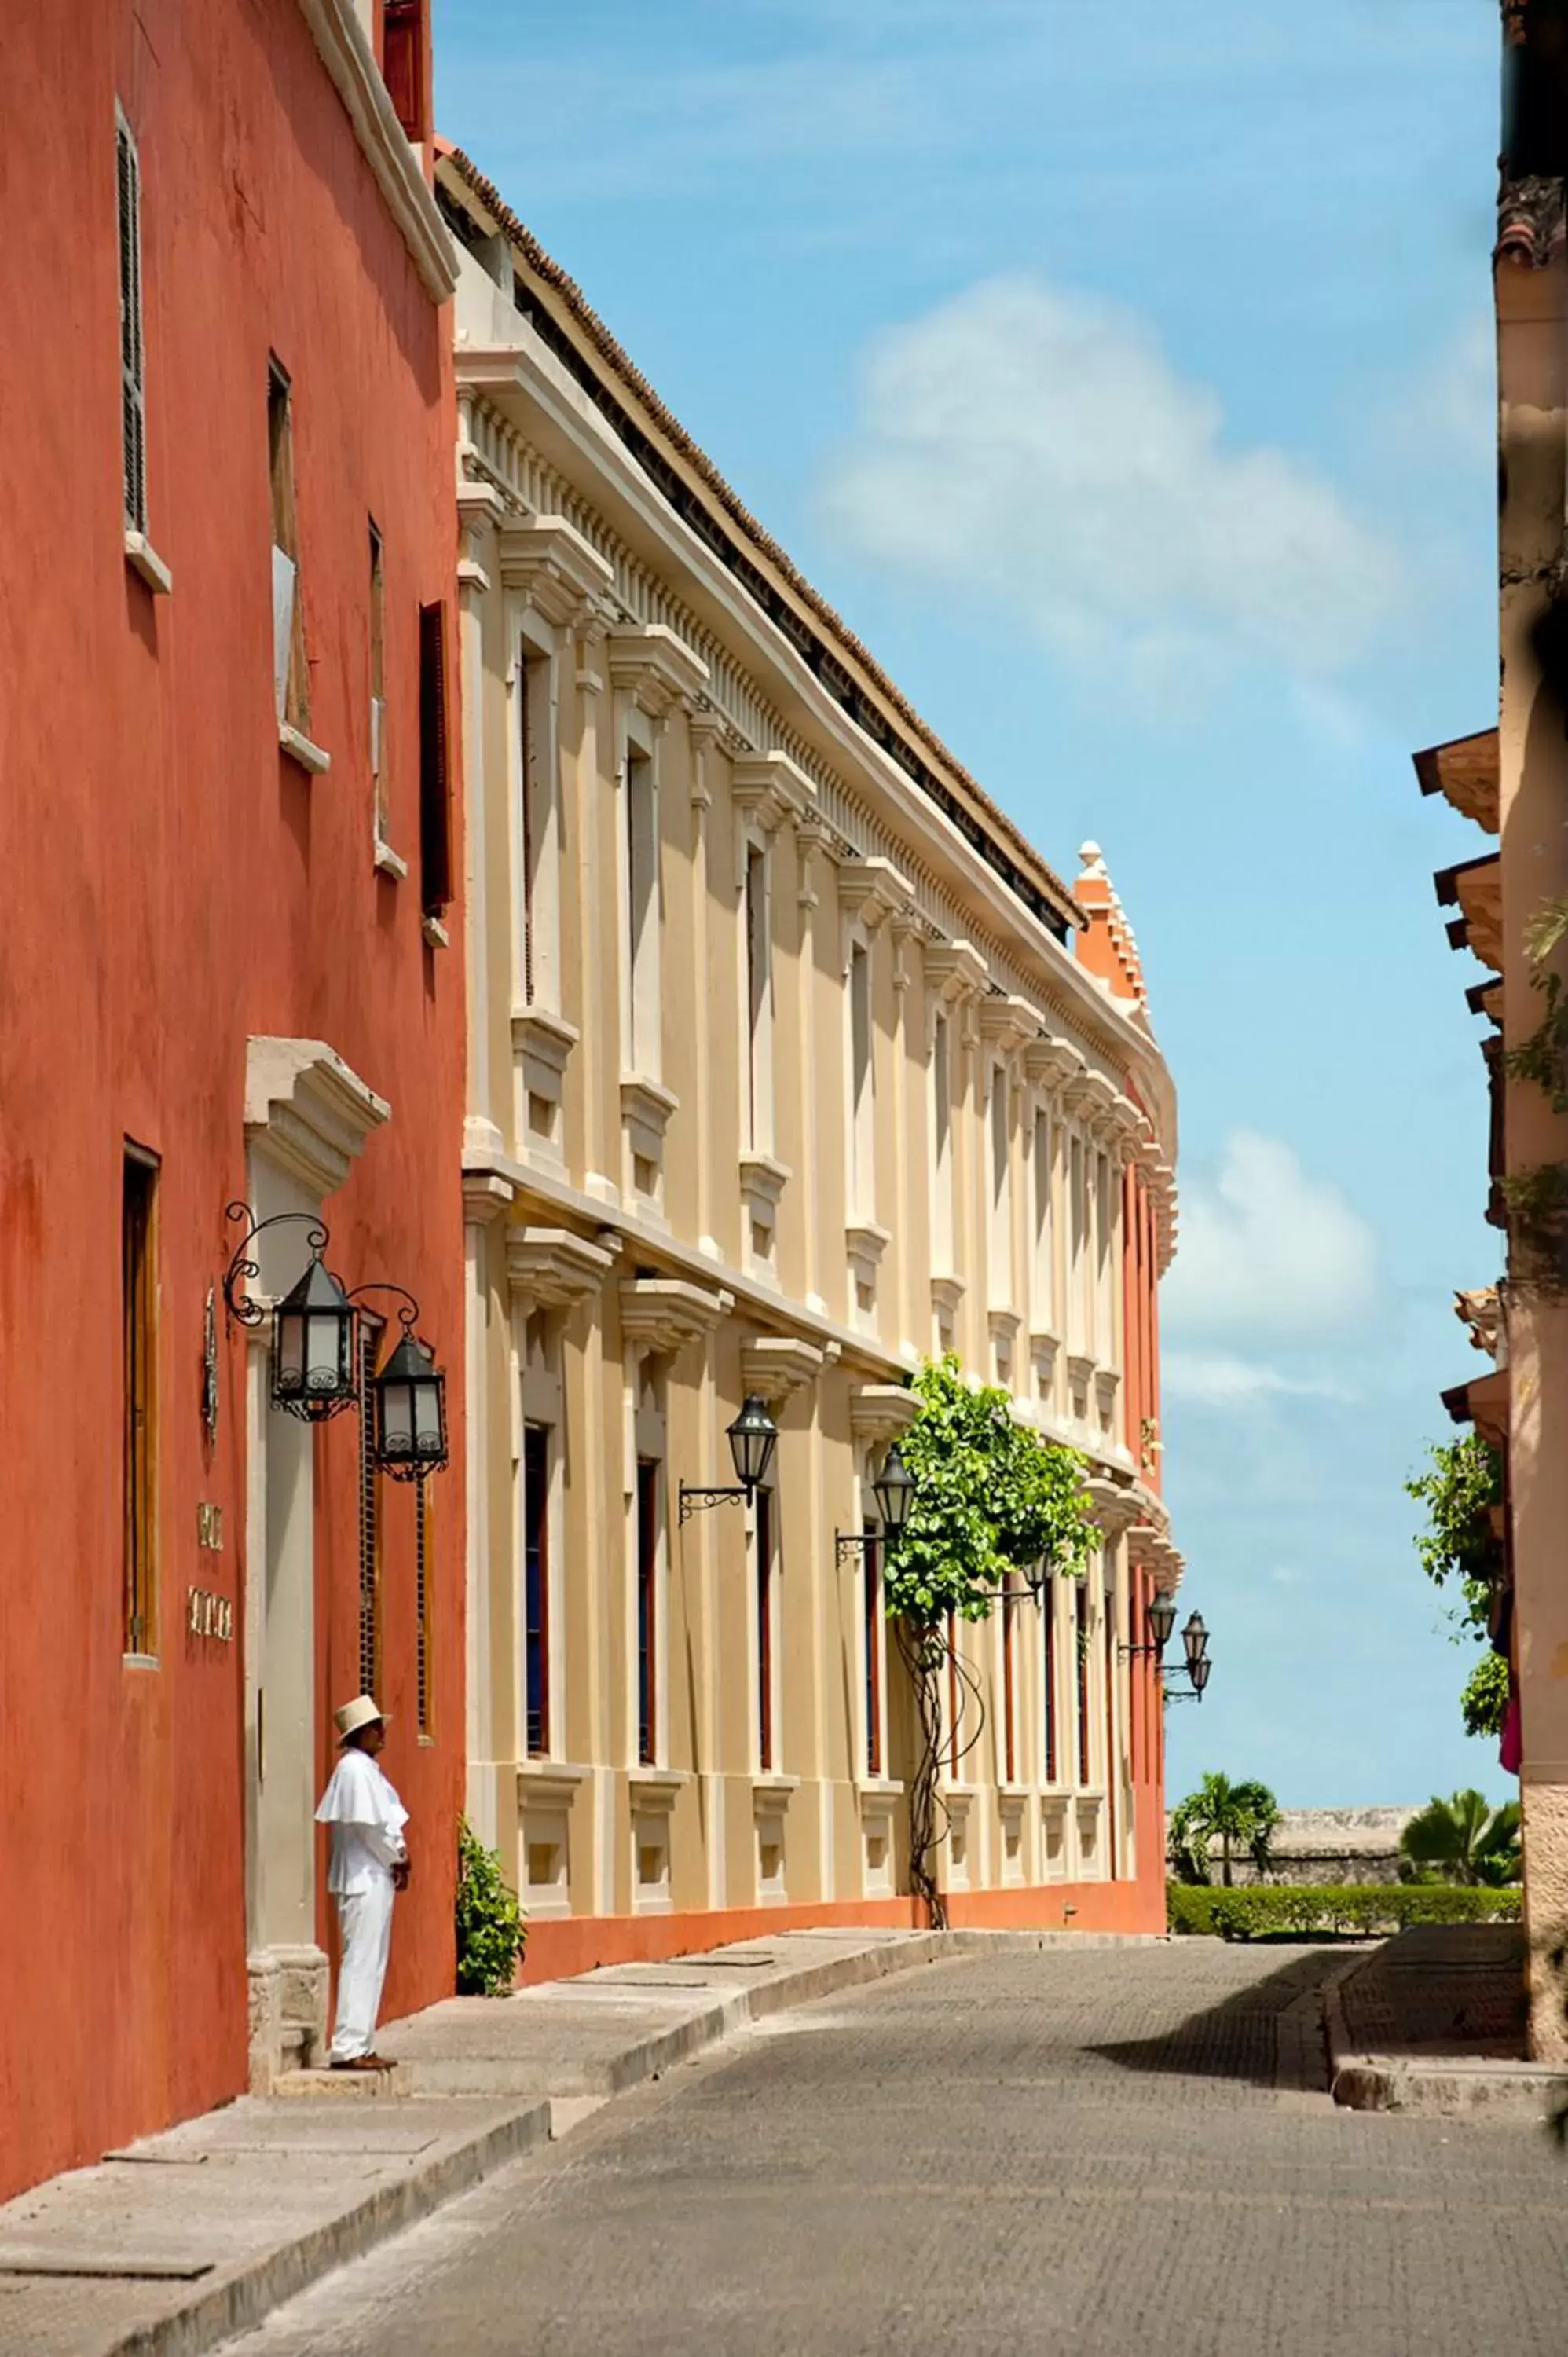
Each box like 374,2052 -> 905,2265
95,1928 -> 984,2357
1324,1948 -> 1568,2121
103,2098 -> 554,2357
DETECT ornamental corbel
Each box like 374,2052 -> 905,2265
794,815 -> 833,911
606,623 -> 711,724
738,1334 -> 825,1406
617,1274 -> 731,1360
496,513 -> 616,632
687,701 -> 728,815
507,1226 -> 616,1313
731,749 -> 817,885
978,992 -> 1039,1063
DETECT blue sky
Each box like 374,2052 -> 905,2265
437,0 -> 1507,1807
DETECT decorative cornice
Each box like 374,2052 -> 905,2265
731,749 -> 817,838
244,1036 -> 389,1199
507,1226 -> 615,1310
923,939 -> 989,1006
1086,1476 -> 1140,1540
836,857 -> 911,935
618,1275 -> 731,1358
495,514 -> 616,629
293,0 -> 457,302
462,1170 -> 515,1226
931,1274 -> 966,1318
739,1334 -> 825,1403
849,1383 -> 919,1442
1024,1037 -> 1084,1097
606,623 -> 709,717
977,992 -> 1039,1061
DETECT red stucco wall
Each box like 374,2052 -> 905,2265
0,0 -> 463,2201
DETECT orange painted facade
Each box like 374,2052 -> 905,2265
0,0 -> 463,2200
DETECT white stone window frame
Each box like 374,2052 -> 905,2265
729,758 -> 812,1276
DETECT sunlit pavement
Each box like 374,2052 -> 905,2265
224,1942 -> 1568,2357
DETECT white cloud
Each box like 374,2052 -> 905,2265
819,276 -> 1400,698
1163,1353 -> 1358,1408
1163,1130 -> 1378,1340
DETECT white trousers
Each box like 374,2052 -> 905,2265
330,1875 -> 395,2061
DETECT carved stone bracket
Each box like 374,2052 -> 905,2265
507,1226 -> 616,1312
849,1383 -> 920,1445
619,1275 -> 731,1359
496,513 -> 616,631
606,624 -> 710,720
739,1334 -> 825,1405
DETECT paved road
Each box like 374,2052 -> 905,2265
225,1943 -> 1568,2357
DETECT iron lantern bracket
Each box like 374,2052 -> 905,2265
678,1484 -> 751,1526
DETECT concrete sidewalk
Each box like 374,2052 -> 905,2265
0,1925 -> 1145,2357
1327,1921 -> 1568,2121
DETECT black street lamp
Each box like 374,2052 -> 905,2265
680,1396 -> 780,1523
223,1208 -> 360,1423
1120,1582 -> 1178,1661
1163,1612 -> 1213,1705
272,1252 -> 359,1421
368,1324 -> 449,1479
836,1442 -> 917,1562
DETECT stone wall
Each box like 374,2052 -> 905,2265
1167,1807 -> 1419,1888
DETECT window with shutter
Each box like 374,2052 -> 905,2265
419,600 -> 452,915
381,1 -> 430,145
268,363 -> 308,730
116,109 -> 146,533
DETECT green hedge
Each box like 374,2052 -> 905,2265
1167,1882 -> 1522,1941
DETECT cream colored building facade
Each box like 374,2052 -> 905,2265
439,151 -> 1184,1963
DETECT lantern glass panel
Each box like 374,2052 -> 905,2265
413,1365 -> 445,1454
1147,1589 -> 1178,1653
1190,1654 -> 1212,1696
1181,1611 -> 1209,1670
380,1376 -> 416,1455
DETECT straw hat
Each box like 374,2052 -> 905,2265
334,1695 -> 387,1742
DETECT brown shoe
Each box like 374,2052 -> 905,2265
329,2056 -> 384,2073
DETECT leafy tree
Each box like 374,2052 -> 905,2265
1406,1435 -> 1508,1741
883,1356 -> 1098,1926
1168,1772 -> 1280,1889
1399,1788 -> 1520,1889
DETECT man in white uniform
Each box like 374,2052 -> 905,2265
316,1695 -> 409,2072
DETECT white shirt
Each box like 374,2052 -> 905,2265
316,1748 -> 409,1896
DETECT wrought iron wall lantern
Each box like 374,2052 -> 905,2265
679,1395 -> 779,1524
1119,1589 -> 1211,1702
347,1285 -> 449,1481
834,1442 -> 916,1562
223,1205 -> 358,1422
222,1206 -> 449,1472
1163,1610 -> 1212,1704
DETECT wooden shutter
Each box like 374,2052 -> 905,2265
382,1 -> 429,145
116,112 -> 146,532
419,599 -> 452,915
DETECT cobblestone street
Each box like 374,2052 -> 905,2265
221,1943 -> 1568,2357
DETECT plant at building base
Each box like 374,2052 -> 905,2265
1167,1772 -> 1280,1889
882,1355 -> 1097,1931
1406,1434 -> 1508,1739
455,1816 -> 526,1996
1398,1788 -> 1521,1889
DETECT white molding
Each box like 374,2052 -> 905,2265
606,623 -> 709,717
279,722 -> 331,776
848,1382 -> 918,1443
244,1036 -> 388,1197
123,530 -> 172,595
292,0 -> 457,302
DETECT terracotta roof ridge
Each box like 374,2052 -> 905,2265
441,142 -> 1082,936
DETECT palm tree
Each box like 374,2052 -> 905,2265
1169,1772 -> 1281,1888
1399,1789 -> 1520,1887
